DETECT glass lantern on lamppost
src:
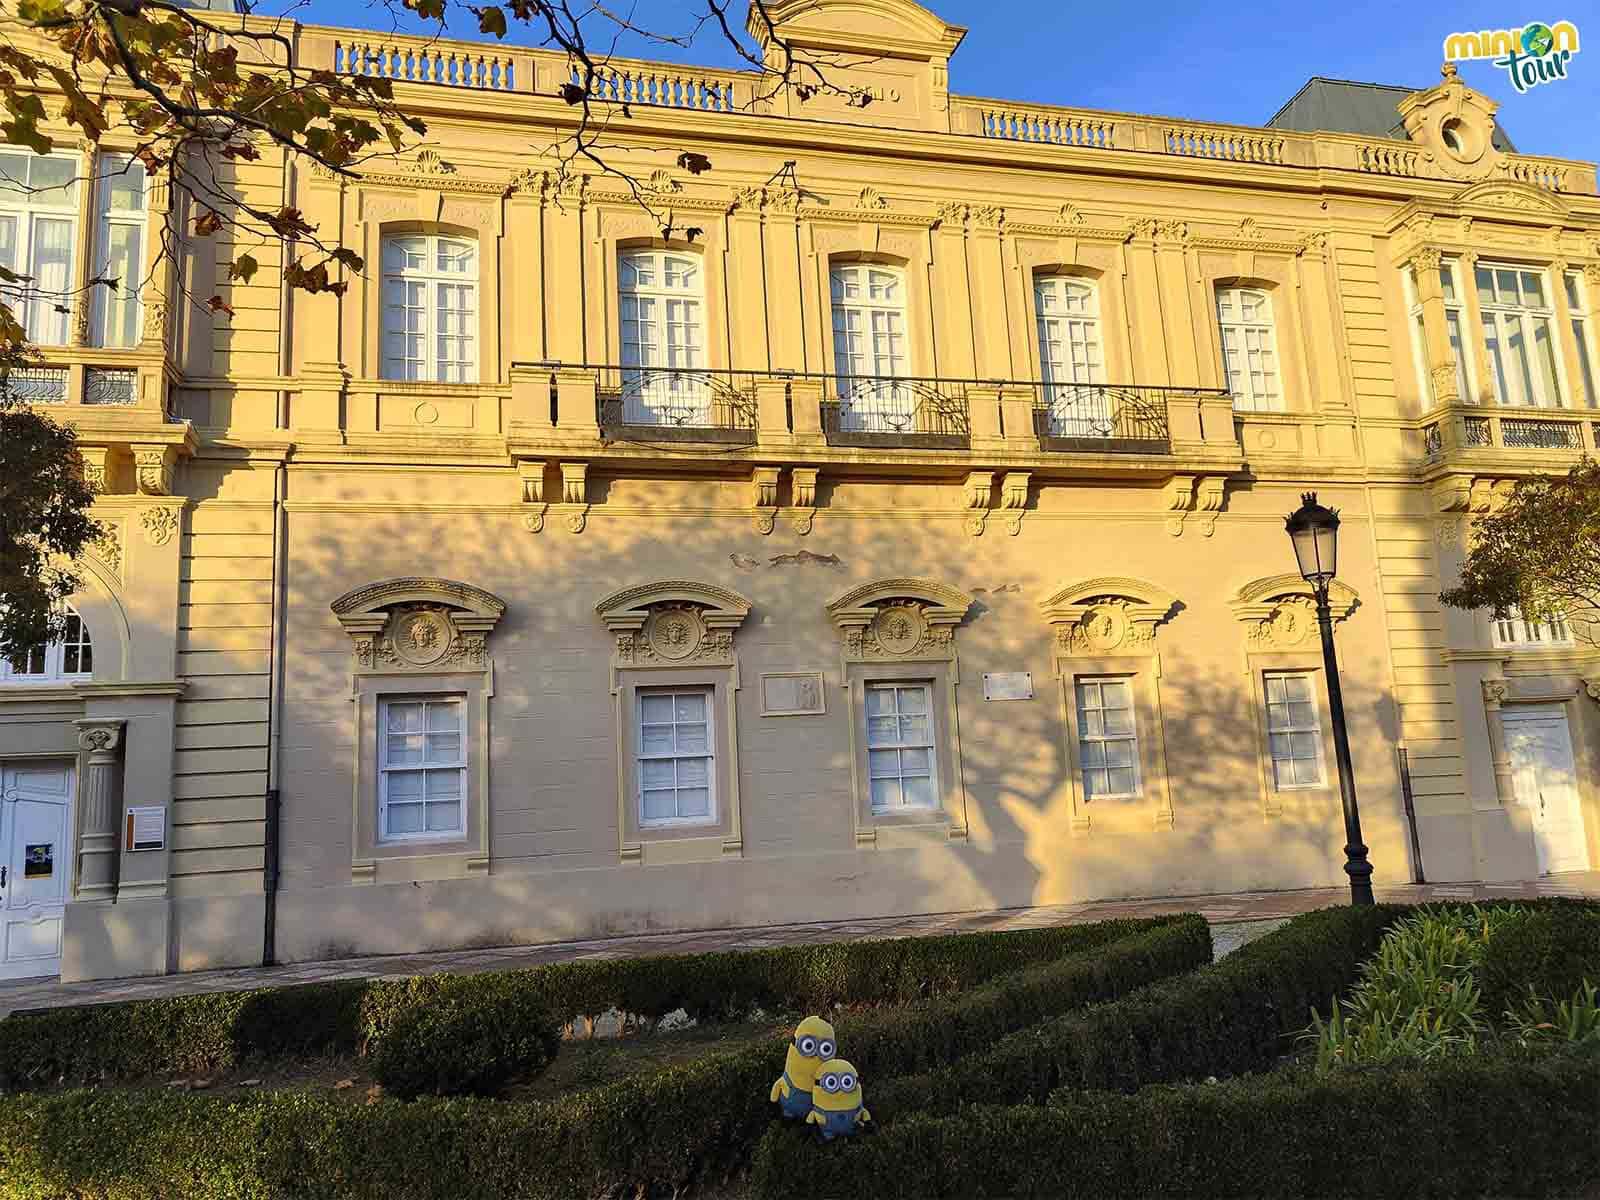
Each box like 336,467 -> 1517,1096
1285,492 -> 1375,906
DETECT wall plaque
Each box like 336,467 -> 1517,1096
760,672 -> 826,716
126,806 -> 166,852
983,672 -> 1034,701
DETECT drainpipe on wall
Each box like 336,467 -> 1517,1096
262,458 -> 288,965
1397,745 -> 1427,883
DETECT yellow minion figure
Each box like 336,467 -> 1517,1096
805,1059 -> 870,1140
770,1016 -> 836,1120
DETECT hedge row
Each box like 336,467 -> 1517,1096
869,902 -> 1408,1117
1478,900 -> 1600,1016
750,1048 -> 1600,1199
0,914 -> 1159,1089
0,917 -> 1209,1199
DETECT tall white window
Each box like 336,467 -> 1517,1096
618,249 -> 707,425
1564,270 -> 1596,408
0,151 -> 79,346
1215,286 -> 1283,412
864,681 -> 938,812
1404,258 -> 1472,404
831,263 -> 911,431
380,234 -> 477,383
1075,678 -> 1140,799
1035,274 -> 1110,436
91,154 -> 147,348
1493,607 -> 1573,648
1476,263 -> 1563,408
637,688 -> 714,825
1264,672 -> 1324,789
378,696 -> 466,840
0,606 -> 92,684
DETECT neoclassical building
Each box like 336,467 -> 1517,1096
2,1 -> 1598,982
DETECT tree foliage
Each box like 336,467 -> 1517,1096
1440,459 -> 1600,647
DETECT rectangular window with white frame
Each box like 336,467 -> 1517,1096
1493,607 -> 1573,648
618,249 -> 708,426
831,263 -> 911,432
1563,269 -> 1596,409
378,695 -> 467,841
1075,677 -> 1141,799
1264,671 -> 1325,790
637,687 -> 715,826
1476,263 -> 1564,407
90,154 -> 147,348
380,233 -> 478,383
1034,273 -> 1112,437
1215,285 -> 1283,412
864,681 -> 938,812
0,150 -> 79,346
1404,258 -> 1472,404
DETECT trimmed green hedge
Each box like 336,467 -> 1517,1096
750,1048 -> 1600,1199
0,914 -> 1161,1089
367,981 -> 561,1099
1478,900 -> 1600,1017
0,917 -> 1208,1199
869,902 -> 1407,1117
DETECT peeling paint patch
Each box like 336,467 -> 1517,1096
730,553 -> 761,570
770,550 -> 844,569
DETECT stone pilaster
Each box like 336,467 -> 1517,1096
73,719 -> 126,901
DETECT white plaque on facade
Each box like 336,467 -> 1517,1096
760,671 -> 826,716
983,672 -> 1034,701
126,806 -> 166,852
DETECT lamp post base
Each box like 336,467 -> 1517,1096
1344,842 -> 1375,907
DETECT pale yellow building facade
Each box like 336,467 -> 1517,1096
3,0 -> 1599,982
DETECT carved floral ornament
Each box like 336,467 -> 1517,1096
1040,578 -> 1177,655
331,577 -> 506,673
596,580 -> 753,668
1228,574 -> 1358,649
826,578 -> 973,663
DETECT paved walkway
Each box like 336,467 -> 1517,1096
4,874 -> 1597,1016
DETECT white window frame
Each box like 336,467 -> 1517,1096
618,248 -> 708,425
377,695 -> 468,842
1475,262 -> 1565,408
863,680 -> 940,813
0,150 -> 81,347
380,233 -> 479,383
636,686 -> 717,828
1264,671 -> 1326,790
1074,677 -> 1142,800
1035,273 -> 1112,436
1492,607 -> 1573,649
90,153 -> 148,349
1563,269 -> 1596,409
830,263 -> 912,431
0,605 -> 92,685
1215,286 -> 1284,412
1404,258 -> 1474,404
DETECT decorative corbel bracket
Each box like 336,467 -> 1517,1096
1194,477 -> 1227,537
518,460 -> 547,533
1164,475 -> 1196,537
133,444 -> 176,496
559,462 -> 589,533
790,467 -> 819,535
1000,472 -> 1030,535
752,466 -> 781,535
1583,677 -> 1600,703
963,471 -> 994,536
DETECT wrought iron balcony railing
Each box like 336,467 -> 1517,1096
1030,383 -> 1181,453
1421,406 -> 1595,458
596,366 -> 759,444
821,376 -> 970,449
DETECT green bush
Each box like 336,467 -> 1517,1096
1477,900 -> 1600,1018
0,918 -> 1207,1199
368,982 -> 561,1098
749,1048 -> 1600,1199
870,902 -> 1407,1117
0,914 -> 1159,1089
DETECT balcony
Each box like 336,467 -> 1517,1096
595,366 -> 759,446
1421,405 -> 1598,459
1030,383 -> 1184,454
821,377 -> 970,450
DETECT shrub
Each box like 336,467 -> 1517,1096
869,902 -> 1407,1117
0,914 -> 1159,1089
1477,900 -> 1600,1018
0,918 -> 1208,1199
368,983 -> 561,1098
749,1049 -> 1600,1200
1506,980 -> 1600,1049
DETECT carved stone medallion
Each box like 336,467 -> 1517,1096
645,604 -> 705,661
871,603 -> 927,656
391,607 -> 454,667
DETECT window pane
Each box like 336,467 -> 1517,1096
425,732 -> 460,762
903,775 -> 936,808
641,759 -> 676,789
870,777 -> 902,809
1106,767 -> 1137,795
900,746 -> 931,774
641,790 -> 676,822
868,749 -> 901,778
387,734 -> 424,766
640,724 -> 673,754
386,802 -> 424,835
425,801 -> 461,832
676,757 -> 709,788
675,722 -> 708,754
674,692 -> 706,722
898,714 -> 930,744
677,788 -> 711,818
640,694 -> 675,723
896,686 -> 928,714
1476,267 -> 1495,306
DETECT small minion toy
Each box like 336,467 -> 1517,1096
770,1016 -> 835,1119
805,1059 -> 870,1140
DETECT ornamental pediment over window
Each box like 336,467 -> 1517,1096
1040,577 -> 1178,655
331,577 -> 507,672
595,580 -> 753,669
826,578 -> 973,663
1228,574 -> 1358,649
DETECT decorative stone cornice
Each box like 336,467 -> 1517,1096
1040,576 -> 1178,655
332,577 -> 506,619
1229,574 -> 1359,648
596,580 -> 753,669
332,578 -> 507,674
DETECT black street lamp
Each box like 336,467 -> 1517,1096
1285,492 -> 1375,906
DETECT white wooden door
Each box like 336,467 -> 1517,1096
0,761 -> 75,980
1502,705 -> 1591,875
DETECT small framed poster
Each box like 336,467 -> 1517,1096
983,672 -> 1034,701
126,806 -> 166,852
23,843 -> 52,878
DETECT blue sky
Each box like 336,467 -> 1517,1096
304,0 -> 1598,163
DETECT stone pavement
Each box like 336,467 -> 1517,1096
3,873 -> 1596,1017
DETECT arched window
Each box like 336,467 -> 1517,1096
0,605 -> 92,683
1034,274 -> 1108,436
830,263 -> 909,431
1215,286 -> 1282,412
381,233 -> 477,382
618,249 -> 706,424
